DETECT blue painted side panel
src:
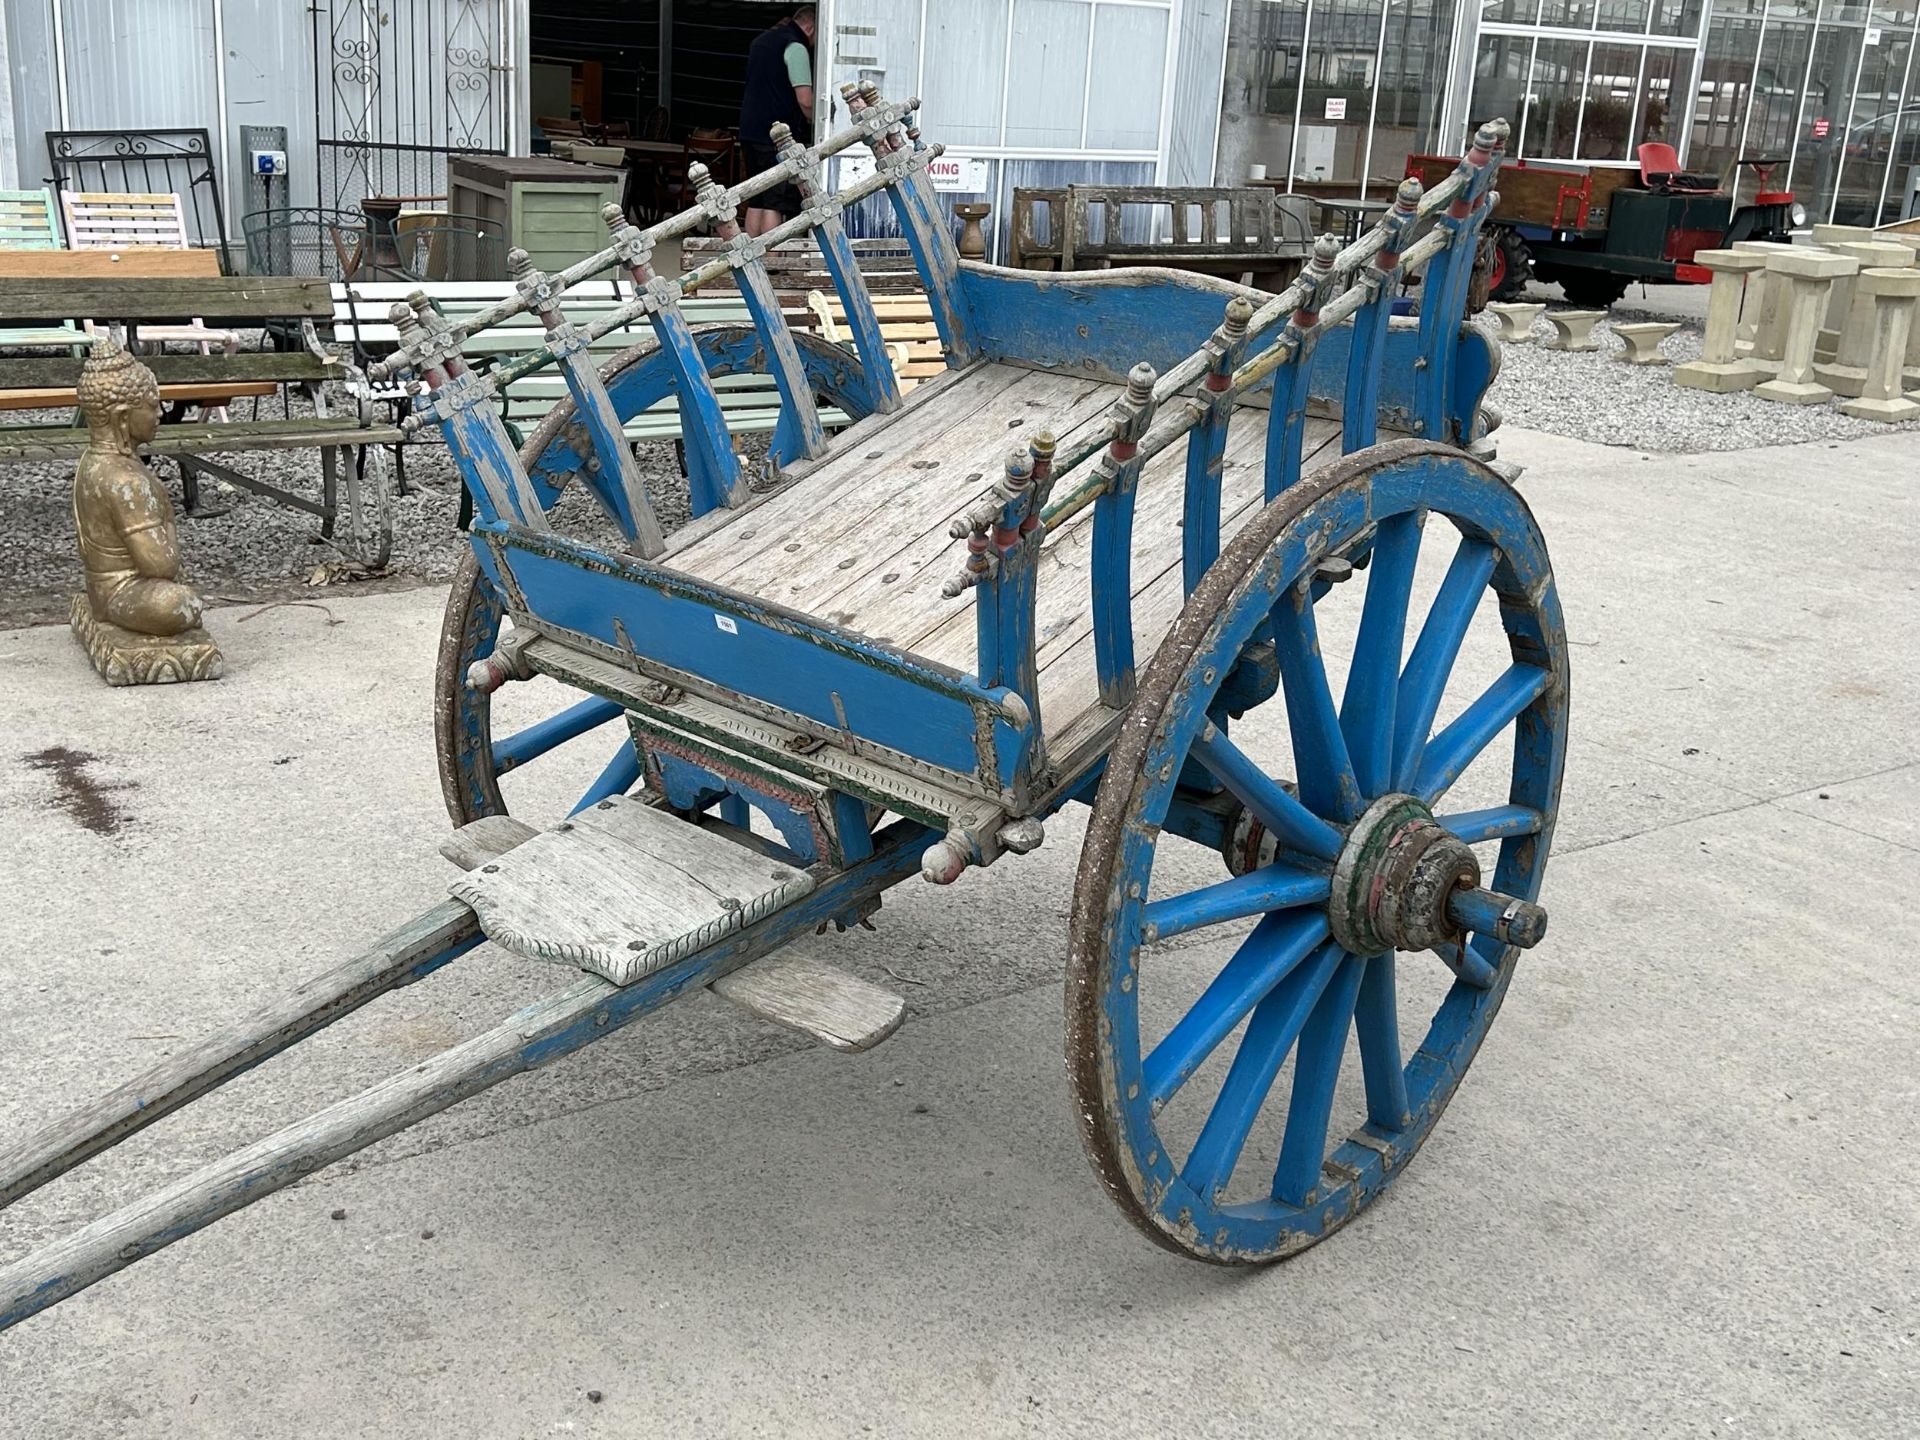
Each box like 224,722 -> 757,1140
485,525 -> 1033,791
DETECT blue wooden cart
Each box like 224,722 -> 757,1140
1,93 -> 1565,1327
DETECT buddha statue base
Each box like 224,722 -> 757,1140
70,594 -> 224,687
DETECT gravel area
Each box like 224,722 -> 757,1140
1481,296 -> 1920,453
0,402 -> 766,628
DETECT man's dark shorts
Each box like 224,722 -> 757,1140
743,139 -> 804,218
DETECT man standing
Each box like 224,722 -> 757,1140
739,5 -> 817,237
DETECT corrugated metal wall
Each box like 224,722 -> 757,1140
3,0 -> 323,232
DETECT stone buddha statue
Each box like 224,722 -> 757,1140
69,339 -> 223,685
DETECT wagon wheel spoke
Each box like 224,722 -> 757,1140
1189,725 -> 1342,860
1352,953 -> 1410,1130
1436,804 -> 1545,844
571,742 -> 643,815
1270,584 -> 1363,821
1141,910 -> 1330,1110
1182,942 -> 1344,1200
490,695 -> 626,773
1391,536 -> 1499,792
1272,952 -> 1367,1207
1141,863 -> 1330,944
1413,663 -> 1552,806
1339,511 -> 1422,799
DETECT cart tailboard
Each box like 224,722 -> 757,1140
482,523 -> 1035,801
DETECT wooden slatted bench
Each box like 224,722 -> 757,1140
0,272 -> 400,564
803,290 -> 943,389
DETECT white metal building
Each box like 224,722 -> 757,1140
1,0 -> 1909,263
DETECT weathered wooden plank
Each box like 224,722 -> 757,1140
438,815 -> 539,871
449,792 -> 816,987
0,248 -> 223,279
766,376 -> 1118,644
0,277 -> 334,322
0,418 -> 404,462
0,351 -> 337,389
670,363 -> 1034,591
0,901 -> 481,1212
710,951 -> 906,1052
0,381 -> 279,412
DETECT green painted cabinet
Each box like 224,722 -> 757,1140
446,155 -> 624,278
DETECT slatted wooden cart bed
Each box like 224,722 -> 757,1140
1,96 -> 1566,1332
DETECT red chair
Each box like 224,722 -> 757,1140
1637,142 -> 1719,194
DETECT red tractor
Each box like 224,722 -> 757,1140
1408,145 -> 1805,308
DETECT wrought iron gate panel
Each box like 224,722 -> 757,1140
313,0 -> 510,213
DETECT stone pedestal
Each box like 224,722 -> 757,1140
1811,224 -> 1878,348
1733,240 -> 1804,366
1544,309 -> 1606,351
70,595 -> 224,686
1673,248 -> 1767,392
1613,321 -> 1681,365
1813,240 -> 1915,393
1485,301 -> 1545,342
1839,268 -> 1920,422
1755,248 -> 1861,405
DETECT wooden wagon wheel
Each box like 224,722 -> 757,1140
434,324 -> 884,826
1067,439 -> 1568,1263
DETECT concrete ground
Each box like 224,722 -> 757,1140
0,424 -> 1915,1438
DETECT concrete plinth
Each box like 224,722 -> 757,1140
1812,240 -> 1914,392
1674,248 -> 1767,392
1544,308 -> 1606,351
1486,301 -> 1545,343
1755,247 -> 1859,405
1734,240 -> 1807,369
1839,266 -> 1920,422
1613,321 -> 1680,365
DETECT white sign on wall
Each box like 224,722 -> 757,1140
1325,97 -> 1348,120
837,151 -> 991,193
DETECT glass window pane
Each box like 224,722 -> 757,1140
1525,39 -> 1589,157
1743,6 -> 1814,169
1577,41 -> 1642,159
1885,14 -> 1920,221
1482,0 -> 1540,25
826,0 -> 922,126
1085,4 -> 1169,150
1540,0 -> 1598,30
1649,0 -> 1707,38
1832,5 -> 1917,223
1218,0 -> 1306,181
1472,35 -> 1537,151
1638,44 -> 1689,151
1300,0 -> 1386,186
920,2 -> 1009,145
1788,12 -> 1865,221
1689,0 -> 1765,182
1373,0 -> 1462,182
1005,0 -> 1091,149
1594,0 -> 1652,33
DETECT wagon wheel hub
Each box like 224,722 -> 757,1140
1328,793 -> 1547,957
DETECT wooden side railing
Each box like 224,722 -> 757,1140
369,83 -> 966,555
942,119 -> 1511,751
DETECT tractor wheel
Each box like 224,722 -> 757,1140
1488,228 -> 1531,303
